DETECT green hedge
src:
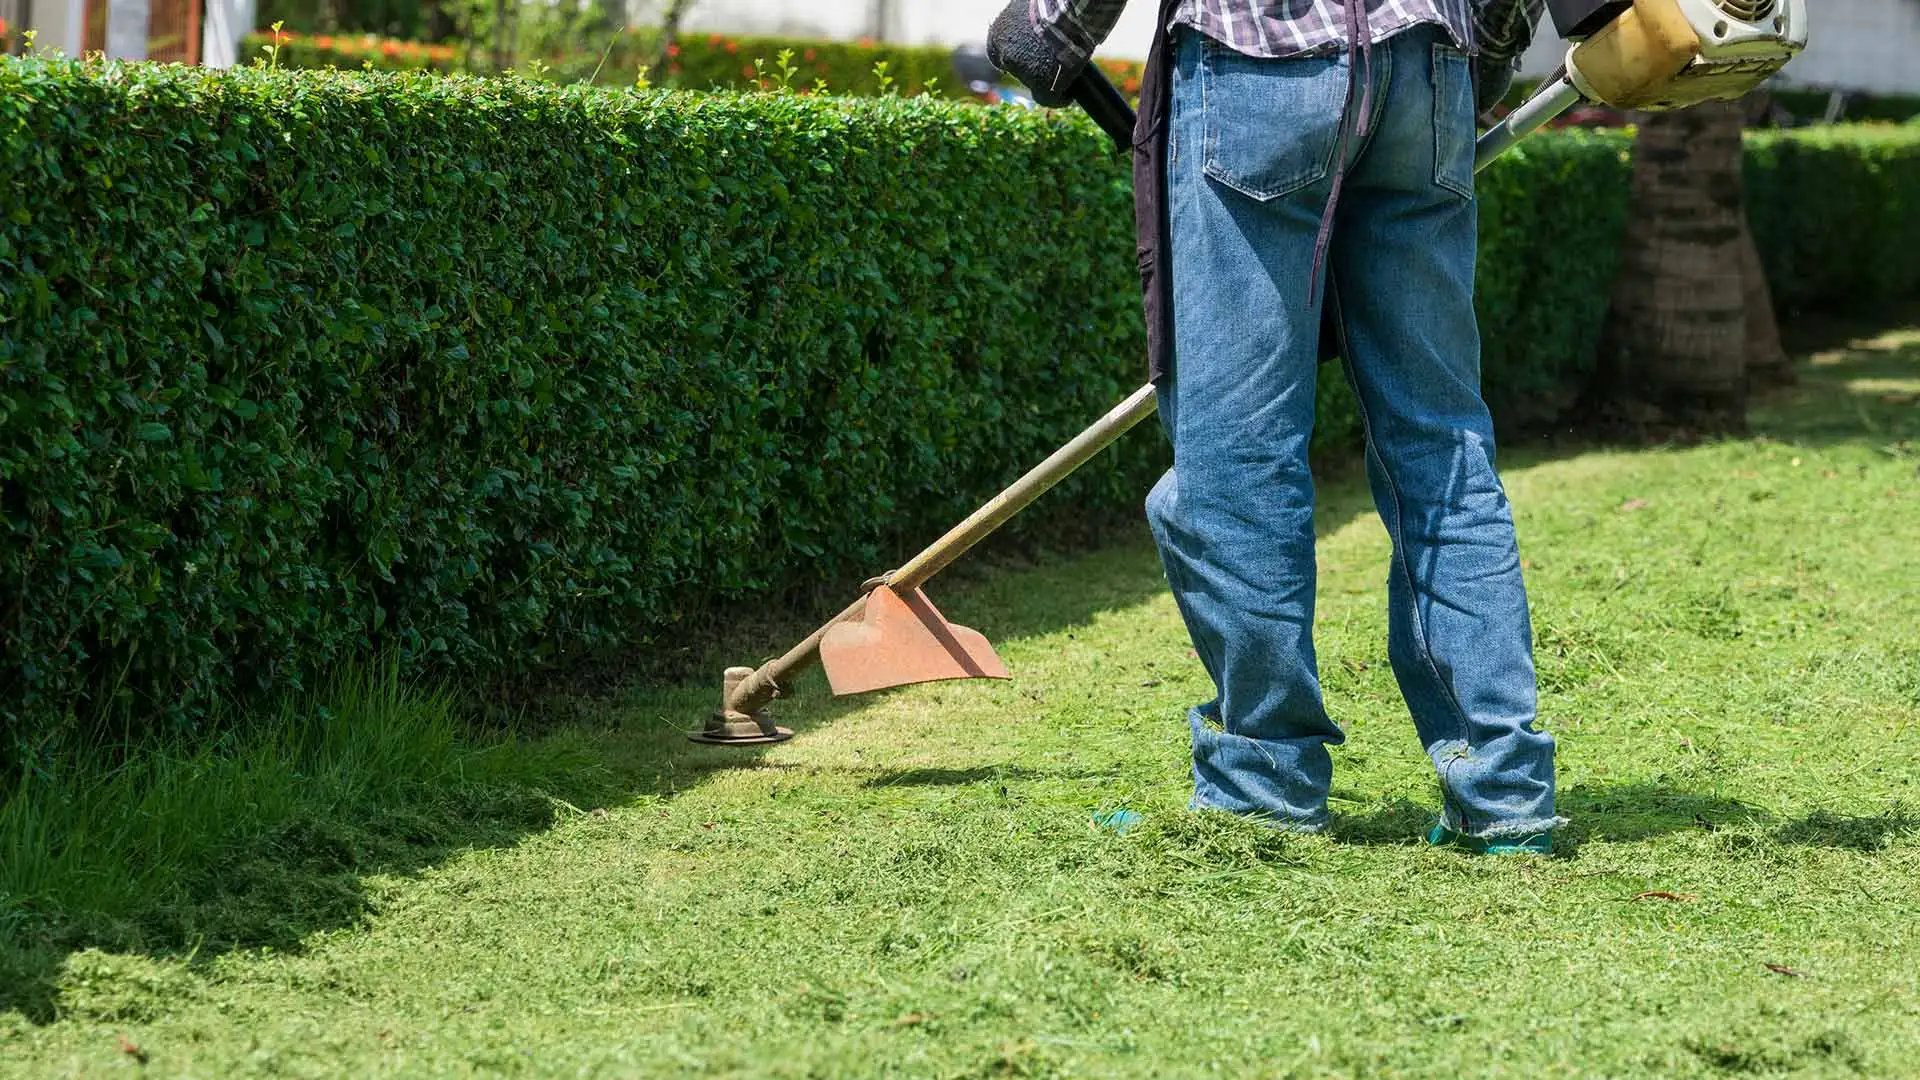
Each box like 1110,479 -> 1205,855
1746,127 -> 1920,317
3,58 -> 1917,762
0,59 -> 1147,760
1768,89 -> 1920,126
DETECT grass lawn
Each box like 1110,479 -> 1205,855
3,327 -> 1917,1077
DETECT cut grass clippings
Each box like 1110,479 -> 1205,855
1,329 -> 1917,1076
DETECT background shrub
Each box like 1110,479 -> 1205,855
256,29 -> 462,72
3,58 -> 1916,765
1746,127 -> 1920,317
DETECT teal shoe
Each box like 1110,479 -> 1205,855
1426,823 -> 1552,855
1092,808 -> 1145,835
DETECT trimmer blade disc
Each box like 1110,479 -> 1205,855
686,727 -> 794,746
688,699 -> 793,746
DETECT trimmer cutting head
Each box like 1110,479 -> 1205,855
691,666 -> 796,746
691,584 -> 1009,745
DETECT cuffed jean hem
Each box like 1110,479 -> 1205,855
1438,812 -> 1569,839
1187,709 -> 1338,833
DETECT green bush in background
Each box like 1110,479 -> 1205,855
253,29 -> 463,71
659,32 -> 954,97
1766,88 -> 1920,125
1747,127 -> 1920,317
3,57 -> 1917,765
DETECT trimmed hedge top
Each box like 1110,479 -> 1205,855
242,27 -> 1149,99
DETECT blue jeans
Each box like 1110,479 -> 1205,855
1145,23 -> 1564,838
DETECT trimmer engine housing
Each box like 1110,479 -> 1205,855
1566,0 -> 1808,110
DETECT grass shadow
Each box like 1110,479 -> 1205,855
1771,808 -> 1920,852
1555,782 -> 1773,843
0,670 -> 699,1026
2,793 -> 571,1022
1326,784 -> 1917,857
1329,798 -> 1437,846
1748,325 -> 1920,448
1325,786 -> 1771,849
857,764 -> 1122,789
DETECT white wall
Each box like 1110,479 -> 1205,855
25,0 -> 86,56
652,0 -> 1920,96
1768,0 -> 1920,95
200,0 -> 253,67
105,0 -> 149,58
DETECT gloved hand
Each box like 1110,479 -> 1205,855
1472,55 -> 1516,122
986,0 -> 1080,108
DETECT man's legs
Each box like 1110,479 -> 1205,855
1145,27 -> 1362,828
1327,26 -> 1562,838
1146,22 -> 1561,837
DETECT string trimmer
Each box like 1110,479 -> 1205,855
690,0 -> 1807,746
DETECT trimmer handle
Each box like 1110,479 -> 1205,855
1069,66 -> 1137,153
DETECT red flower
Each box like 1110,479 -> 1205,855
740,63 -> 754,78
803,48 -> 816,61
315,34 -> 334,48
724,40 -> 738,53
707,33 -> 722,45
381,41 -> 399,55
666,43 -> 679,57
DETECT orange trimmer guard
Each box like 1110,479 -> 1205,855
817,585 -> 1010,696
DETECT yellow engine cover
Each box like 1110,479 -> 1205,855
1570,0 -> 1804,110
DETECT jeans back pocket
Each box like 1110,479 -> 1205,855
1201,39 -> 1349,203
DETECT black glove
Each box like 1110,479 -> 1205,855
985,0 -> 1081,108
1472,55 -> 1516,121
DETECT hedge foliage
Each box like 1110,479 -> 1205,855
1746,127 -> 1920,317
3,58 -> 1918,762
0,58 -> 1146,760
243,27 -> 1148,98
1767,88 -> 1920,126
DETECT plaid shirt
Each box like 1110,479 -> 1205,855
1033,0 -> 1547,69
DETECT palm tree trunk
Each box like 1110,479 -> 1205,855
1587,100 -> 1753,437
